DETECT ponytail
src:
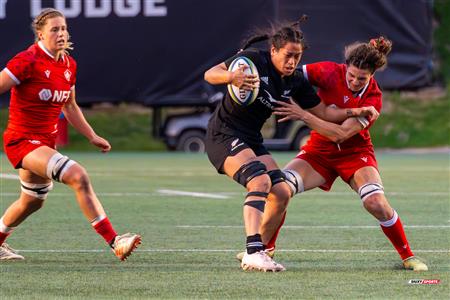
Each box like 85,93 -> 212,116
241,14 -> 308,51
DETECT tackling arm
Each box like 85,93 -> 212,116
307,101 -> 378,124
274,99 -> 368,143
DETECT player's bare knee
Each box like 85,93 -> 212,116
363,194 -> 386,214
246,173 -> 271,194
63,165 -> 91,192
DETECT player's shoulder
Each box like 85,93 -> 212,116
10,44 -> 39,64
306,61 -> 342,72
366,78 -> 382,97
238,48 -> 264,64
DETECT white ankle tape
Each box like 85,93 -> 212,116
90,215 -> 106,226
0,217 -> 14,233
380,210 -> 398,227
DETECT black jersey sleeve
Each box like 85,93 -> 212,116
224,49 -> 261,69
291,72 -> 321,109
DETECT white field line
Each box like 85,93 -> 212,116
15,249 -> 450,253
157,189 -> 229,199
177,225 -> 450,229
0,173 -> 20,180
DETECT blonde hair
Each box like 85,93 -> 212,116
32,8 -> 73,61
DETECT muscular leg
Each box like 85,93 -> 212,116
22,146 -> 106,221
2,169 -> 50,227
350,166 -> 415,261
223,149 -> 271,239
261,158 -> 326,249
0,169 -> 51,249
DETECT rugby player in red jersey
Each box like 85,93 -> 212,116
255,37 -> 427,271
0,8 -> 140,261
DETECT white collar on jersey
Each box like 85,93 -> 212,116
346,78 -> 370,98
38,41 -> 65,61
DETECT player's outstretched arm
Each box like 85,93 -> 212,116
305,101 -> 379,123
0,70 -> 17,95
274,99 -> 366,143
62,88 -> 111,152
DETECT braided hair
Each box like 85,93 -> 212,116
32,8 -> 73,62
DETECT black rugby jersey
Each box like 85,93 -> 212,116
208,49 -> 320,144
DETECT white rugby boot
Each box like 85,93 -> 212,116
241,250 -> 285,272
0,243 -> 24,260
112,233 -> 141,261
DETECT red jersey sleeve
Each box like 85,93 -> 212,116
5,50 -> 35,84
302,61 -> 340,89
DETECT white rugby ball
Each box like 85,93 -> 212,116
227,56 -> 259,106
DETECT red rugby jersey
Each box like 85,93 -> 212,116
3,42 -> 76,134
302,61 -> 382,152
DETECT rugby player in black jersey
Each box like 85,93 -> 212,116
204,18 -> 378,272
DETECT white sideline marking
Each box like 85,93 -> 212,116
0,173 -> 19,180
177,225 -> 450,229
157,189 -> 229,199
16,248 -> 450,253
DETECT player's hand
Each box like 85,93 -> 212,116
230,65 -> 259,91
274,99 -> 306,122
89,135 -> 111,153
351,106 -> 379,121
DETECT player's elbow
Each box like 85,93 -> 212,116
204,70 -> 211,83
330,129 -> 350,144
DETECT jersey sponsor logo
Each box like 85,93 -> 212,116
28,140 -> 41,145
38,89 -> 71,102
361,156 -> 368,163
44,70 -> 51,78
38,89 -> 52,101
64,69 -> 72,82
260,76 -> 269,85
343,95 -> 350,103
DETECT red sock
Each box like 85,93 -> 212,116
92,217 -> 117,246
0,232 -> 9,245
380,211 -> 413,260
266,211 -> 287,250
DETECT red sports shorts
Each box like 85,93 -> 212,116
3,129 -> 56,169
296,147 -> 378,191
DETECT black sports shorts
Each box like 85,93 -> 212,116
205,129 -> 270,174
